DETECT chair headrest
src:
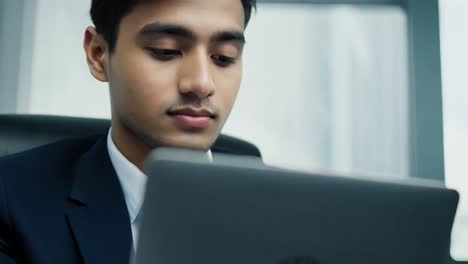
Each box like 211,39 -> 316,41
0,114 -> 261,158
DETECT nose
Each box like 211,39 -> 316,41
178,48 -> 216,99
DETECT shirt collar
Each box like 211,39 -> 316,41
106,128 -> 213,224
107,129 -> 147,224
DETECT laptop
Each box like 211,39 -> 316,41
135,148 -> 459,264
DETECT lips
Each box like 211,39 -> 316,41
168,107 -> 216,128
169,107 -> 215,118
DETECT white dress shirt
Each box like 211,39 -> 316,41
106,128 -> 213,249
107,129 -> 147,249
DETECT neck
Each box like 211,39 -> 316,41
110,120 -> 151,171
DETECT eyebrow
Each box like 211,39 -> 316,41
136,22 -> 246,45
211,31 -> 246,45
137,22 -> 195,40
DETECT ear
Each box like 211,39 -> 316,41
83,26 -> 109,82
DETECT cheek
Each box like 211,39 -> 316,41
110,53 -> 179,115
215,68 -> 242,114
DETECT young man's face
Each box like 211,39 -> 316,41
93,0 -> 245,151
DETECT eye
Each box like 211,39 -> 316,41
147,48 -> 181,61
211,54 -> 236,67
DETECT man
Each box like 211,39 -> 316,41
0,0 -> 256,263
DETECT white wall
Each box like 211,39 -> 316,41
439,0 -> 468,260
24,0 -> 110,118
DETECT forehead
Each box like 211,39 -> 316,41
119,0 -> 245,38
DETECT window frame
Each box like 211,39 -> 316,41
259,0 -> 445,182
257,0 -> 459,263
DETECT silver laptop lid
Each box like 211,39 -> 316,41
136,148 -> 459,264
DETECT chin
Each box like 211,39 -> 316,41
156,133 -> 216,151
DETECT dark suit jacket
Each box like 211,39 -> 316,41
0,135 -> 134,264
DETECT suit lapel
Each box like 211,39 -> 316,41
66,137 -> 132,264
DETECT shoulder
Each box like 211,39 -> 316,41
0,135 -> 104,194
0,135 -> 102,172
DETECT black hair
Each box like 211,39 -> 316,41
90,0 -> 256,52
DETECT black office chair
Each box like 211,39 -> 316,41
0,114 -> 261,158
